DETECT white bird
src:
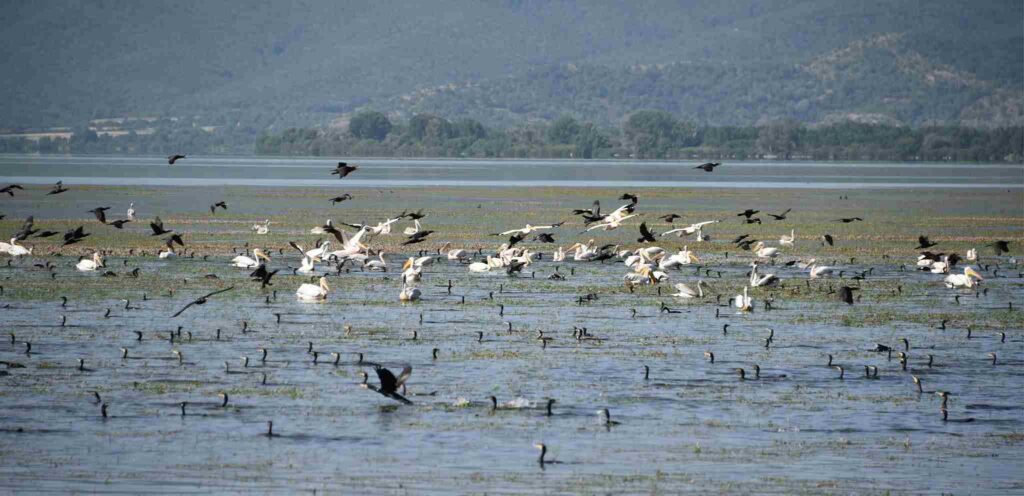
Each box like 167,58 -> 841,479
399,286 -> 421,302
569,241 -> 599,261
403,220 -> 421,236
695,228 -> 710,242
2,238 -> 32,257
76,253 -> 104,271
749,262 -> 778,287
966,248 -> 978,261
468,257 -> 495,273
660,246 -> 699,269
552,246 -> 566,262
296,276 -> 330,301
126,202 -> 136,221
231,249 -> 270,268
296,256 -> 317,274
779,229 -> 795,247
752,241 -> 780,259
944,267 -> 983,288
365,252 -> 388,271
586,214 -> 637,232
734,286 -> 753,312
499,224 -> 556,236
158,247 -> 177,259
252,219 -> 270,235
401,264 -> 422,284
808,264 -> 833,279
671,280 -> 705,299
661,220 -> 719,237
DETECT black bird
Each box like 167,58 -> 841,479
737,209 -> 759,219
209,201 -> 228,214
660,213 -> 682,223
167,154 -> 186,165
329,194 -> 353,204
170,287 -> 235,318
250,265 -> 279,288
402,230 -> 435,245
108,219 -> 131,229
834,217 -> 863,223
88,207 -> 110,224
165,233 -> 185,248
694,162 -> 720,172
331,162 -> 358,179
821,234 -> 834,247
732,234 -> 751,244
506,232 -> 526,248
34,230 -> 60,238
838,286 -> 858,305
619,193 -> 639,204
0,184 -> 23,196
768,208 -> 792,220
534,233 -> 556,243
365,365 -> 413,404
47,181 -> 69,195
636,222 -> 657,243
403,209 -> 427,220
62,226 -> 90,246
917,236 -> 937,249
745,217 -> 762,224
986,240 -> 1010,255
737,239 -> 757,251
14,216 -> 37,240
149,216 -> 172,236
506,259 -> 528,276
572,200 -> 600,217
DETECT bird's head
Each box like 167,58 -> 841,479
965,267 -> 983,280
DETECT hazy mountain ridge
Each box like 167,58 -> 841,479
0,0 -> 1020,131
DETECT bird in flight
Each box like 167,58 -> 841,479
838,286 -> 858,305
402,230 -> 434,245
167,154 -> 186,165
150,216 -> 173,236
47,181 -> 69,195
364,365 -> 413,404
636,222 -> 657,243
332,162 -> 358,179
768,208 -> 792,220
170,287 -> 235,318
210,201 -> 228,214
834,217 -> 863,223
694,162 -> 720,172
88,207 -> 110,224
986,240 -> 1010,255
0,184 -> 23,196
659,213 -> 682,223
737,209 -> 759,219
916,236 -> 938,249
329,194 -> 353,204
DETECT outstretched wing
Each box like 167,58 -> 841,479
170,300 -> 198,318
395,365 -> 413,388
200,286 -> 235,300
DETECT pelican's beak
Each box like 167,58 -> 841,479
403,258 -> 414,271
967,268 -> 983,280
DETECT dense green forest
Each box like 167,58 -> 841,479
248,111 -> 1022,162
1,1 -> 1020,131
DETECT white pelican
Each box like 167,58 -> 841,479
752,241 -> 780,259
749,262 -> 778,287
304,241 -> 331,261
735,286 -> 753,312
297,256 -> 317,274
2,238 -> 32,257
552,246 -> 566,262
403,220 -> 421,236
232,249 -> 270,268
252,219 -> 270,235
570,241 -> 599,261
158,247 -> 177,259
695,228 -> 710,242
586,214 -> 637,232
779,229 -> 795,247
944,267 -> 983,288
468,257 -> 494,273
966,248 -> 978,261
661,220 -> 719,237
671,280 -> 705,299
77,253 -> 104,271
126,202 -> 136,221
296,276 -> 330,300
660,246 -> 699,269
365,252 -> 388,271
439,242 -> 470,262
401,265 -> 422,284
499,224 -> 556,236
399,286 -> 422,302
808,264 -> 833,279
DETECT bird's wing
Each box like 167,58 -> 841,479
201,286 -> 235,299
170,300 -> 197,318
395,365 -> 413,388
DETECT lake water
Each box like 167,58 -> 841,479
1,154 -> 1022,189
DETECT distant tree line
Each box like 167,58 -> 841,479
254,110 -> 1023,162
2,110 -> 1020,162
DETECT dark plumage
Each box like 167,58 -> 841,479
62,226 -> 90,246
403,209 -> 426,220
0,184 -> 23,196
108,219 -> 131,229
694,162 -> 720,172
88,207 -> 110,224
835,217 -> 863,223
986,240 -> 1010,255
821,234 -> 834,247
768,208 -> 791,220
838,286 -> 858,305
917,235 -> 937,249
402,230 -> 435,245
535,233 -> 556,243
149,216 -> 172,236
331,162 -> 358,178
209,201 -> 228,214
660,213 -> 682,223
250,265 -> 279,288
167,154 -> 186,165
47,181 -> 69,195
170,287 -> 234,318
329,194 -> 353,204
366,365 -> 412,404
637,222 -> 657,243
737,209 -> 759,218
